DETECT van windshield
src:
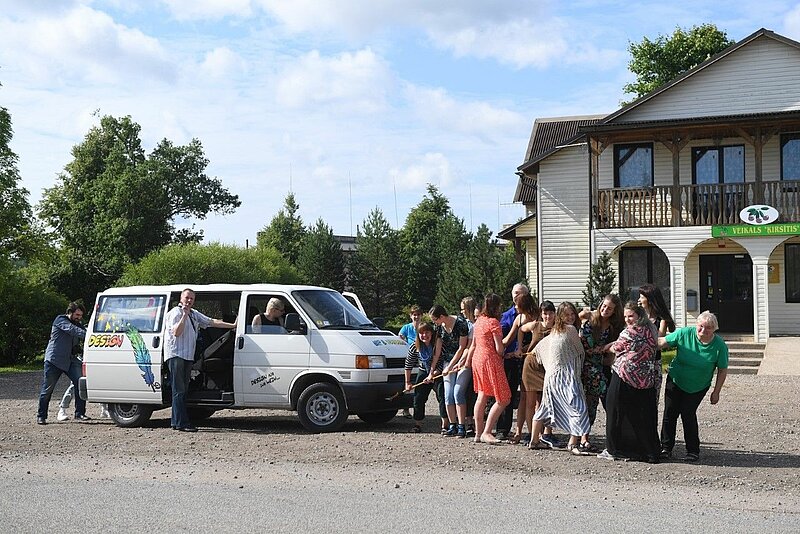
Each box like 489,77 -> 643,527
292,290 -> 375,329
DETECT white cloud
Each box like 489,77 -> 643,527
0,4 -> 175,84
390,153 -> 454,190
160,0 -> 253,20
274,48 -> 393,112
200,47 -> 248,79
404,85 -> 526,140
783,4 -> 800,41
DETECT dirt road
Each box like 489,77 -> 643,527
1,371 -> 798,532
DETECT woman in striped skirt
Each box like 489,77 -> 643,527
528,302 -> 591,455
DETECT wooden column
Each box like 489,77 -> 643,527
657,133 -> 689,227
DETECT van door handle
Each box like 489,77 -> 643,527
152,336 -> 160,348
237,336 -> 244,349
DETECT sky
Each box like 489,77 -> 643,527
3,1 -> 800,246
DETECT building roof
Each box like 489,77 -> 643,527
513,174 -> 537,203
602,28 -> 800,125
518,115 -> 604,173
497,212 -> 536,240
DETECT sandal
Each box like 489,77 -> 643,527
569,443 -> 590,456
507,433 -> 521,445
580,442 -> 599,454
528,440 -> 548,450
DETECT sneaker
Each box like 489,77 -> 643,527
36,417 -> 47,425
465,425 -> 475,438
99,405 -> 110,419
444,423 -> 458,437
539,434 -> 561,449
75,414 -> 92,421
495,431 -> 508,441
597,449 -> 616,460
57,409 -> 69,422
659,449 -> 672,460
456,424 -> 466,439
682,452 -> 699,462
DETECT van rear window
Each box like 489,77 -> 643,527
93,295 -> 166,333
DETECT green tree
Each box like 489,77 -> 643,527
436,224 -> 525,311
623,24 -> 734,101
583,251 -> 617,309
350,208 -> 402,319
296,218 -> 346,290
38,115 -> 240,304
118,242 -> 299,286
256,192 -> 306,266
399,184 -> 469,310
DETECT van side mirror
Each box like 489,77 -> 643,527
284,313 -> 307,334
372,317 -> 385,329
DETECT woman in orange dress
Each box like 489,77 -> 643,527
464,293 -> 511,445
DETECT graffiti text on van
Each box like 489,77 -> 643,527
251,372 -> 279,388
89,334 -> 125,348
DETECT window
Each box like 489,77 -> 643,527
245,295 -> 296,334
692,145 -> 744,184
614,143 -> 653,188
781,134 -> 800,180
787,244 -> 800,303
93,295 -> 166,333
619,247 -> 670,304
292,289 -> 373,330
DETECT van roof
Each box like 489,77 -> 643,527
99,284 -> 335,294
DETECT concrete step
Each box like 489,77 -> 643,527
719,333 -> 754,342
726,342 -> 766,350
727,366 -> 759,375
728,349 -> 765,359
727,357 -> 763,367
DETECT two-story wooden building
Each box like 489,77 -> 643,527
501,28 -> 800,342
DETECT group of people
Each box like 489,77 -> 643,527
400,283 -> 729,463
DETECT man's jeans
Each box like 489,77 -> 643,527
38,359 -> 85,420
168,357 -> 193,429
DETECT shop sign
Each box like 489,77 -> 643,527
712,223 -> 800,237
739,204 -> 779,225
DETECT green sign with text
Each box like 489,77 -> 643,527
712,223 -> 800,237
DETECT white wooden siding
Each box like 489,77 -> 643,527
768,236 -> 800,334
538,146 -> 590,304
618,36 -> 800,122
524,238 -> 538,299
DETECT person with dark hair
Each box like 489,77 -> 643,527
578,293 -> 624,453
503,294 -> 537,443
467,293 -> 511,444
429,304 -> 470,436
36,302 -> 88,425
404,322 -> 447,433
397,305 -> 423,419
527,302 -> 590,454
638,284 -> 676,336
165,289 -> 237,432
598,302 -> 662,463
457,296 -> 478,437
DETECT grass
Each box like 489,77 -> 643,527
661,349 -> 676,373
0,357 -> 44,373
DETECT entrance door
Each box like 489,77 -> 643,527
699,254 -> 753,333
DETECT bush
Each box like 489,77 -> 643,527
118,242 -> 300,286
0,261 -> 68,366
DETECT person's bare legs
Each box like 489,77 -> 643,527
474,392 -> 488,443
481,399 -> 509,444
511,390 -> 528,443
528,419 -> 545,448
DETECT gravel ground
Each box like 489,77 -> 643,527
1,371 -> 799,532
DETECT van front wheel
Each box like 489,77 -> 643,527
108,403 -> 154,428
297,383 -> 348,433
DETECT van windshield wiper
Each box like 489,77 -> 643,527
318,324 -> 362,330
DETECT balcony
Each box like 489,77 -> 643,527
595,179 -> 800,228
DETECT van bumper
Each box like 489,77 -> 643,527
341,383 -> 413,412
78,377 -> 88,401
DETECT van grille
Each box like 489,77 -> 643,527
386,358 -> 405,369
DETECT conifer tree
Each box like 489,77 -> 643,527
583,251 -> 617,308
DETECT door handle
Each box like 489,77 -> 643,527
237,336 -> 244,349
152,336 -> 160,348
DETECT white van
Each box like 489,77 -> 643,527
78,284 -> 411,432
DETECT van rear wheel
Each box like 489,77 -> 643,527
297,383 -> 348,433
108,403 -> 154,428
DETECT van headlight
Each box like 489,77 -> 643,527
355,355 -> 386,369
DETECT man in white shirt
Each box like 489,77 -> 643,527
165,288 -> 236,432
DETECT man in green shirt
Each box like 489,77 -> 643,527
658,311 -> 728,462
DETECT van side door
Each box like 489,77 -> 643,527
235,292 -> 311,406
85,293 -> 168,404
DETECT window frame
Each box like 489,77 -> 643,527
613,142 -> 654,188
780,133 -> 800,181
691,144 -> 745,185
618,246 -> 671,305
786,243 -> 800,303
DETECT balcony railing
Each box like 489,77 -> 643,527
595,179 -> 800,228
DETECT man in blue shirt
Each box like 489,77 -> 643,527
496,283 -> 529,439
36,302 -> 88,425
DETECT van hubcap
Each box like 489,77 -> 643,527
306,392 -> 339,425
